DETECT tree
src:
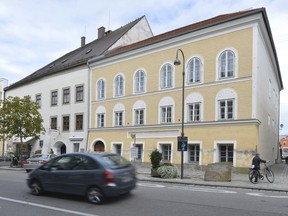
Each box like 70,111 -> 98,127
0,96 -> 45,162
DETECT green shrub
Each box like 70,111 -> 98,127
157,164 -> 178,178
149,149 -> 162,169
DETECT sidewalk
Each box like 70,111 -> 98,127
1,161 -> 288,192
134,162 -> 288,192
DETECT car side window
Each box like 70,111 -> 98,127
71,156 -> 99,170
50,156 -> 73,170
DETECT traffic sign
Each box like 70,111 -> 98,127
177,136 -> 188,151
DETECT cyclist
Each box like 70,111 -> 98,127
251,153 -> 266,182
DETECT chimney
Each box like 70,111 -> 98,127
81,36 -> 86,47
98,26 -> 105,39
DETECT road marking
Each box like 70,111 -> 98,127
246,193 -> 288,199
0,196 -> 99,216
137,183 -> 166,188
169,186 -> 237,194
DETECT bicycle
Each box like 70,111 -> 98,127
248,161 -> 274,184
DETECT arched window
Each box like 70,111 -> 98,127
113,103 -> 125,126
187,57 -> 201,83
160,63 -> 173,89
186,93 -> 203,122
158,96 -> 175,124
114,74 -> 124,97
218,50 -> 235,79
96,106 -> 106,128
133,100 -> 146,125
134,69 -> 146,93
97,79 -> 105,100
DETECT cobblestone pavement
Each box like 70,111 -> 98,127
1,160 -> 288,192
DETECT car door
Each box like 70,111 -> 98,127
40,155 -> 74,193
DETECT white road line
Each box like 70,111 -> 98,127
169,186 -> 237,194
246,193 -> 288,199
137,183 -> 166,188
0,196 -> 99,216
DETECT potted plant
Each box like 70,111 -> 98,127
149,149 -> 162,177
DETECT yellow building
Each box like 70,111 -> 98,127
88,8 -> 283,169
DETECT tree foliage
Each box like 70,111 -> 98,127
0,96 -> 45,141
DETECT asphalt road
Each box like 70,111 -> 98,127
1,169 -> 288,216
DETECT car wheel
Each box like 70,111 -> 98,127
26,169 -> 31,173
87,187 -> 104,204
30,180 -> 44,196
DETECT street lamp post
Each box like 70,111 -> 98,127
174,49 -> 185,179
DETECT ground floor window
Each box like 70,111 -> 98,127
73,143 -> 80,152
160,144 -> 171,162
135,144 -> 143,160
112,144 -> 122,155
219,144 -> 233,163
188,144 -> 200,163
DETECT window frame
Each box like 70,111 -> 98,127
97,79 -> 105,100
75,85 -> 84,102
114,74 -> 124,97
75,114 -> 83,131
35,94 -> 41,109
161,106 -> 172,124
63,87 -> 70,104
62,115 -> 70,131
217,49 -> 237,80
187,57 -> 201,84
134,69 -> 146,94
51,90 -> 58,106
160,63 -> 173,89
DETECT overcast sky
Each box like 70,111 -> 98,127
0,0 -> 287,135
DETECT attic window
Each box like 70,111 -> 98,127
61,59 -> 68,63
49,64 -> 55,68
86,49 -> 92,54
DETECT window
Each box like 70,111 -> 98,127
114,74 -> 124,97
134,109 -> 144,125
63,116 -> 70,131
219,99 -> 234,120
218,50 -> 235,79
188,144 -> 200,163
187,57 -> 201,83
115,111 -> 123,126
135,144 -> 143,160
51,90 -> 58,106
63,88 -> 70,104
161,106 -> 172,123
76,85 -> 84,102
161,144 -> 171,161
160,63 -> 173,89
50,117 -> 57,130
188,103 -> 200,122
219,144 -> 233,163
97,113 -> 105,127
75,114 -> 83,130
134,70 -> 145,93
113,144 -> 122,155
97,79 -> 105,99
74,143 -> 80,152
35,94 -> 41,108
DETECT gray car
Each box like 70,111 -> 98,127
27,152 -> 137,204
23,154 -> 57,172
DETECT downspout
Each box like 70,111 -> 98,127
86,61 -> 92,152
2,87 -> 7,159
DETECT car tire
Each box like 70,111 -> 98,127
26,169 -> 31,173
30,180 -> 44,196
87,187 -> 104,204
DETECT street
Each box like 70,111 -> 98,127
1,169 -> 288,216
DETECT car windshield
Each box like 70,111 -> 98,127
31,154 -> 49,159
101,155 -> 130,169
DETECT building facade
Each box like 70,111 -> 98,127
4,16 -> 153,156
88,8 -> 283,168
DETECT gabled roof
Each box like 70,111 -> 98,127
7,16 -> 147,90
100,7 -> 282,90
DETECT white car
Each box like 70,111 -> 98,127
22,154 -> 57,172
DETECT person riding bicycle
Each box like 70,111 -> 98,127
251,153 -> 266,182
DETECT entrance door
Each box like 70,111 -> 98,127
60,144 -> 67,154
94,141 -> 105,152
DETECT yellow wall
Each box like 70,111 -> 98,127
89,28 -> 256,168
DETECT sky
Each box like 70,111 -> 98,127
0,0 -> 287,135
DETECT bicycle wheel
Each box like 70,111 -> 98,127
248,170 -> 258,184
265,168 -> 275,183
